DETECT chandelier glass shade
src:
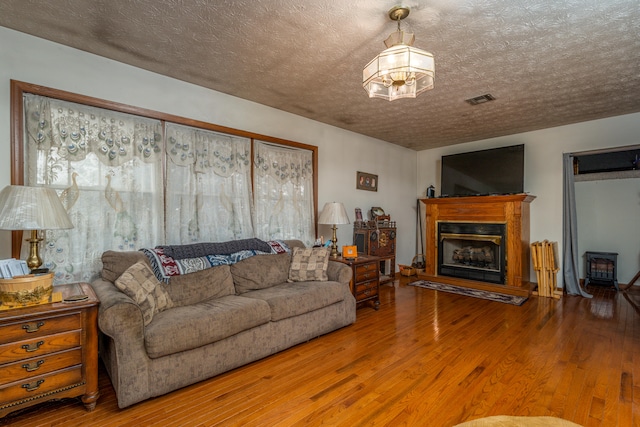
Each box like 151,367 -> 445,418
363,8 -> 435,101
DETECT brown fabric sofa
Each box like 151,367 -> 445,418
90,240 -> 355,408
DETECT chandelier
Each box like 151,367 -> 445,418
363,6 -> 435,101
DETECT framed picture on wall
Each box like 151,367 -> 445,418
356,171 -> 378,192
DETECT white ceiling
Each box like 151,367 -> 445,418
1,0 -> 639,151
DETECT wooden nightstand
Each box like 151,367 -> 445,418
0,282 -> 99,418
333,255 -> 380,310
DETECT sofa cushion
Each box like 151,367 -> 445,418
114,261 -> 174,326
288,247 -> 330,282
241,281 -> 345,321
164,264 -> 236,307
143,295 -> 271,358
102,250 -> 150,283
231,253 -> 292,294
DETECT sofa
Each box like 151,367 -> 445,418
90,240 -> 356,408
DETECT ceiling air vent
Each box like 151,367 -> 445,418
465,94 -> 496,105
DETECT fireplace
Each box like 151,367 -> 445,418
438,222 -> 506,284
421,194 -> 535,297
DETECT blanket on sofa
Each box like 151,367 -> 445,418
141,239 -> 290,283
156,238 -> 273,259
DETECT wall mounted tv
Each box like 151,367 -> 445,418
440,144 -> 525,197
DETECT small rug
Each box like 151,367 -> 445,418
454,415 -> 582,426
409,280 -> 528,306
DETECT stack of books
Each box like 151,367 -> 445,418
0,259 -> 30,279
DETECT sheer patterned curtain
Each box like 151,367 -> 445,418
164,124 -> 254,244
23,94 -> 165,284
253,141 -> 314,246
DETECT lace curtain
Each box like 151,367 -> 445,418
23,94 -> 165,284
21,94 -> 316,283
253,141 -> 315,246
164,123 -> 254,244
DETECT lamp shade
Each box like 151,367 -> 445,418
0,185 -> 74,231
318,202 -> 350,225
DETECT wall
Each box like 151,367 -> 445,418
0,27 -> 417,267
417,113 -> 640,285
575,177 -> 639,284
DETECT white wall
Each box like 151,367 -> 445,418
575,177 -> 639,284
417,113 -> 640,285
0,27 -> 417,267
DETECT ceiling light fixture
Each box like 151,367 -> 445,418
363,5 -> 435,101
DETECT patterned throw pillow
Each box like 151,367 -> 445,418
288,247 -> 330,282
115,261 -> 174,326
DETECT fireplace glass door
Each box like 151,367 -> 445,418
437,222 -> 506,284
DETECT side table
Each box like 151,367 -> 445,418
333,255 -> 380,310
0,282 -> 100,418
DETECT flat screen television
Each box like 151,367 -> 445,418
440,144 -> 525,197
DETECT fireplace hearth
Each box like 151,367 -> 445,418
438,222 -> 506,284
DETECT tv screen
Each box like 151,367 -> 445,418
440,144 -> 525,197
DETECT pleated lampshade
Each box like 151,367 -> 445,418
0,185 -> 73,231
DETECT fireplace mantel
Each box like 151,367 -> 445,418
420,194 -> 535,297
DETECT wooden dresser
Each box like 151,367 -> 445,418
333,255 -> 380,310
0,282 -> 99,418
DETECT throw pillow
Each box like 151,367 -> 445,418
231,253 -> 292,293
288,247 -> 330,282
115,261 -> 174,326
167,264 -> 236,306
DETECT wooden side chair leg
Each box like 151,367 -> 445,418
620,270 -> 640,291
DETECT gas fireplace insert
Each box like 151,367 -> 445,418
437,222 -> 506,284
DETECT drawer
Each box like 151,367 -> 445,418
0,313 -> 81,345
0,331 -> 81,365
355,262 -> 377,275
0,365 -> 83,404
355,263 -> 378,282
355,286 -> 377,302
355,280 -> 377,294
355,269 -> 378,283
0,348 -> 82,386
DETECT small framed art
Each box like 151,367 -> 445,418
356,171 -> 378,192
342,245 -> 357,259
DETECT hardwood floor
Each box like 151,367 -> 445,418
3,277 -> 639,426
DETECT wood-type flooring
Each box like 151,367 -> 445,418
3,277 -> 638,427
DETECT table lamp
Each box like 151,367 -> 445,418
318,202 -> 350,258
0,185 -> 74,271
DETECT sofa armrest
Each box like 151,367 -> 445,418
327,261 -> 352,286
91,278 -> 145,341
90,278 -> 152,408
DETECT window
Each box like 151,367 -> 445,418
253,141 -> 315,242
11,81 -> 318,283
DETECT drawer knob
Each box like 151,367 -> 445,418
22,359 -> 45,372
21,341 -> 44,353
22,321 -> 45,333
21,379 -> 45,392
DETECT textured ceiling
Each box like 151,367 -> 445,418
1,0 -> 639,151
